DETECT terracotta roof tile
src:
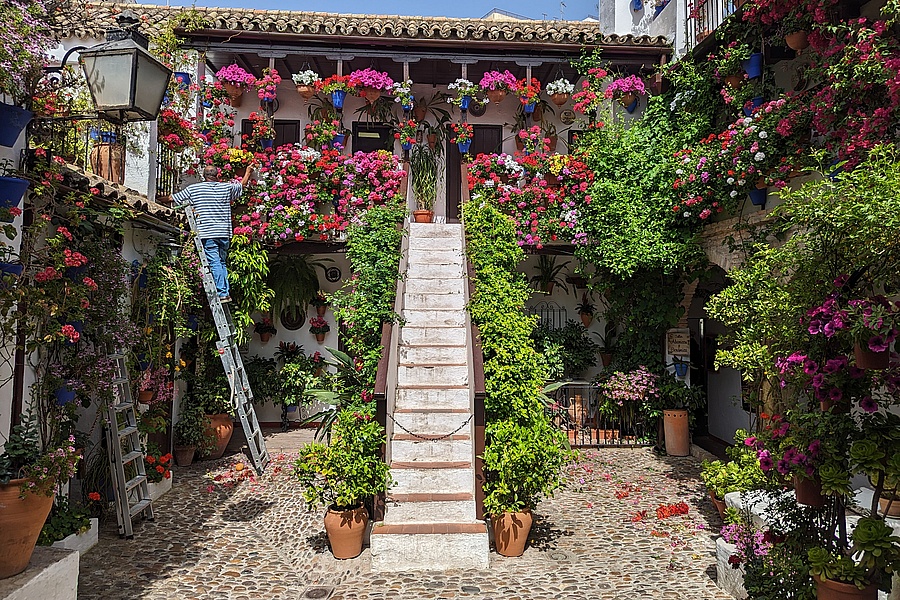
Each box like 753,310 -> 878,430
60,2 -> 669,48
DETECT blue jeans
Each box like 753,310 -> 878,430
202,238 -> 230,298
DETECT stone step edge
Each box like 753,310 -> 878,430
372,523 -> 486,535
397,384 -> 470,390
398,363 -> 468,368
388,492 -> 474,502
391,461 -> 472,469
393,408 -> 470,414
392,434 -> 470,442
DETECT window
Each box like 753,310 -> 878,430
240,119 -> 302,149
351,122 -> 393,153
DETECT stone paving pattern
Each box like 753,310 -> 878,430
78,429 -> 733,599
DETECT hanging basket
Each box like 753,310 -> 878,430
457,140 -> 472,154
486,89 -> 507,104
331,90 -> 347,110
619,93 -> 639,113
296,84 -> 316,100
222,82 -> 244,107
742,53 -> 764,79
785,31 -> 810,51
854,343 -> 889,370
0,103 -> 33,148
361,87 -> 382,103
549,93 -> 570,107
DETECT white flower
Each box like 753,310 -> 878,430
754,152 -> 766,162
738,179 -> 746,186
292,70 -> 320,85
730,190 -> 738,198
683,212 -> 692,218
727,177 -> 735,184
759,131 -> 768,139
676,169 -> 684,175
546,78 -> 575,95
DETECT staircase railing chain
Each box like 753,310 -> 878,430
387,412 -> 474,442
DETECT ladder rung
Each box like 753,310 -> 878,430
118,425 -> 139,438
113,402 -> 134,413
129,498 -> 152,517
108,353 -> 126,360
122,450 -> 143,464
124,474 -> 146,491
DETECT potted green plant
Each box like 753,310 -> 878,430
576,292 -> 595,327
595,319 -> 618,367
531,321 -> 599,379
851,411 -> 900,518
173,404 -> 211,467
267,255 -> 332,328
309,316 -> 331,343
38,495 -> 95,553
293,409 -> 390,559
310,292 -> 329,317
409,144 -> 438,223
845,297 -> 899,370
529,255 -> 570,295
482,418 -> 573,556
700,430 -> 767,518
808,518 -> 900,599
253,317 -> 277,343
412,90 -> 452,123
191,377 -> 233,461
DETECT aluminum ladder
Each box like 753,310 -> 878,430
105,353 -> 153,538
183,204 -> 270,475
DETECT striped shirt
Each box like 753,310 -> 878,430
173,181 -> 242,239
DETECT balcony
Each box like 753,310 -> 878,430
685,0 -> 742,52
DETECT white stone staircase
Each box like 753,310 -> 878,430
369,222 -> 490,571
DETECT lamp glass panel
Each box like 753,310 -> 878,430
81,50 -> 135,109
133,52 -> 171,120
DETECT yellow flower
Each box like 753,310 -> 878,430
180,359 -> 186,367
174,366 -> 180,372
165,351 -> 173,359
145,327 -> 153,334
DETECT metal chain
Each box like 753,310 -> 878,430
387,413 -> 474,442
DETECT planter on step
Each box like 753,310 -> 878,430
492,510 -> 533,556
0,479 -> 55,579
324,504 -> 368,559
50,517 -> 99,554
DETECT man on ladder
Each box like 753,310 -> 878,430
172,163 -> 255,302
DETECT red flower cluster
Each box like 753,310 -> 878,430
656,501 -> 690,519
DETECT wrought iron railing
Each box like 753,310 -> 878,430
547,381 -> 653,447
155,144 -> 180,200
686,0 -> 741,51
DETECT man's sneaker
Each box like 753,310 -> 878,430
219,295 -> 232,303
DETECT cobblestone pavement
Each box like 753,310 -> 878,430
78,431 -> 732,600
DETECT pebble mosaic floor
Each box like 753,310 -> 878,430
78,429 -> 733,600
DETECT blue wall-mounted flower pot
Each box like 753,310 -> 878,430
673,362 -> 689,378
285,405 -> 298,413
0,103 -> 33,147
631,0 -> 643,11
332,133 -> 346,148
743,96 -> 765,117
402,103 -> 413,112
524,102 -> 536,114
749,187 -> 767,206
65,265 -> 88,281
0,262 -> 23,277
742,53 -> 763,79
457,140 -> 472,154
331,90 -> 347,110
261,139 -> 274,150
55,386 -> 77,406
624,97 -> 639,113
173,72 -> 192,90
401,141 -> 413,151
460,95 -> 472,111
187,314 -> 199,332
0,177 -> 28,222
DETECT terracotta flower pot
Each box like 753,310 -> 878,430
315,333 -> 326,344
362,87 -> 381,103
580,313 -> 593,327
515,137 -> 525,152
854,343 -> 889,370
259,332 -> 272,343
316,305 -> 327,317
793,474 -> 825,508
174,445 -> 195,467
222,82 -> 243,107
813,575 -> 877,600
323,504 -> 368,559
600,353 -> 613,367
296,84 -> 316,100
413,210 -> 434,223
532,104 -> 544,122
200,413 -> 233,460
879,495 -> 900,518
413,103 -> 427,122
724,75 -> 744,90
0,479 -> 55,579
426,133 -> 437,149
663,409 -> 690,456
486,89 -> 507,104
620,92 -> 637,108
492,510 -> 533,557
785,31 -> 809,51
549,92 -> 570,107
708,489 -> 727,519
138,390 -> 155,404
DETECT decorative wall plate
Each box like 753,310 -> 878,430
280,305 -> 305,331
560,109 -> 576,125
325,266 -> 341,282
468,101 -> 487,117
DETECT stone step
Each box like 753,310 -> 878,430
401,310 -> 467,328
408,223 -> 462,239
404,293 -> 466,310
370,523 -> 489,571
390,435 -> 473,462
399,345 -> 468,365
392,409 -> 472,433
390,461 -> 474,495
399,326 -> 467,346
398,365 -> 469,387
394,387 -> 471,410
408,236 -> 462,251
404,277 -> 465,295
383,494 -> 477,524
406,250 -> 465,266
406,262 -> 465,281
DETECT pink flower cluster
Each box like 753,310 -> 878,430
256,69 -> 282,101
604,75 -> 646,98
479,70 -> 518,91
215,64 -> 255,86
598,366 -> 659,406
348,68 -> 394,90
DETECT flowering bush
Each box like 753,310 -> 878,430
292,70 -> 321,86
597,366 -> 660,407
516,77 -> 542,105
480,70 -> 518,92
545,78 -> 575,95
572,67 -> 610,114
308,316 -> 330,334
517,126 -> 548,155
604,75 -> 647,99
215,64 -> 255,86
450,122 -> 473,144
0,415 -> 79,497
256,68 -> 282,101
303,120 -> 344,150
320,74 -> 355,94
0,0 -> 53,103
348,68 -> 394,91
157,108 -> 201,152
243,111 -> 275,150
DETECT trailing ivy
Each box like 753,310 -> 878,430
464,201 -> 572,514
227,236 -> 273,345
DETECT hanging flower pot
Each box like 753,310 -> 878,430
492,510 -> 533,557
332,133 -> 346,149
401,141 -> 413,151
459,95 -> 472,111
673,361 -> 689,378
413,103 -> 427,122
549,92 -> 570,107
532,103 -> 544,122
0,103 -> 34,148
259,332 -> 272,344
793,474 -> 825,507
854,343 -> 889,370
138,390 -> 155,403
261,139 -> 274,150
222,83 -> 244,107
427,133 -> 437,149
55,386 -> 77,405
742,53 -> 764,79
600,352 -> 613,367
457,140 -> 472,154
523,102 -> 536,114
0,479 -> 56,578
324,504 -> 368,559
361,87 -> 381,103
331,90 -> 347,110
580,312 -> 593,327
749,187 -> 767,207
296,84 -> 316,100
619,93 -> 639,113
785,31 -> 810,51
0,177 -> 29,220
0,263 -> 23,283
743,96 -> 765,117
486,89 -> 507,104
